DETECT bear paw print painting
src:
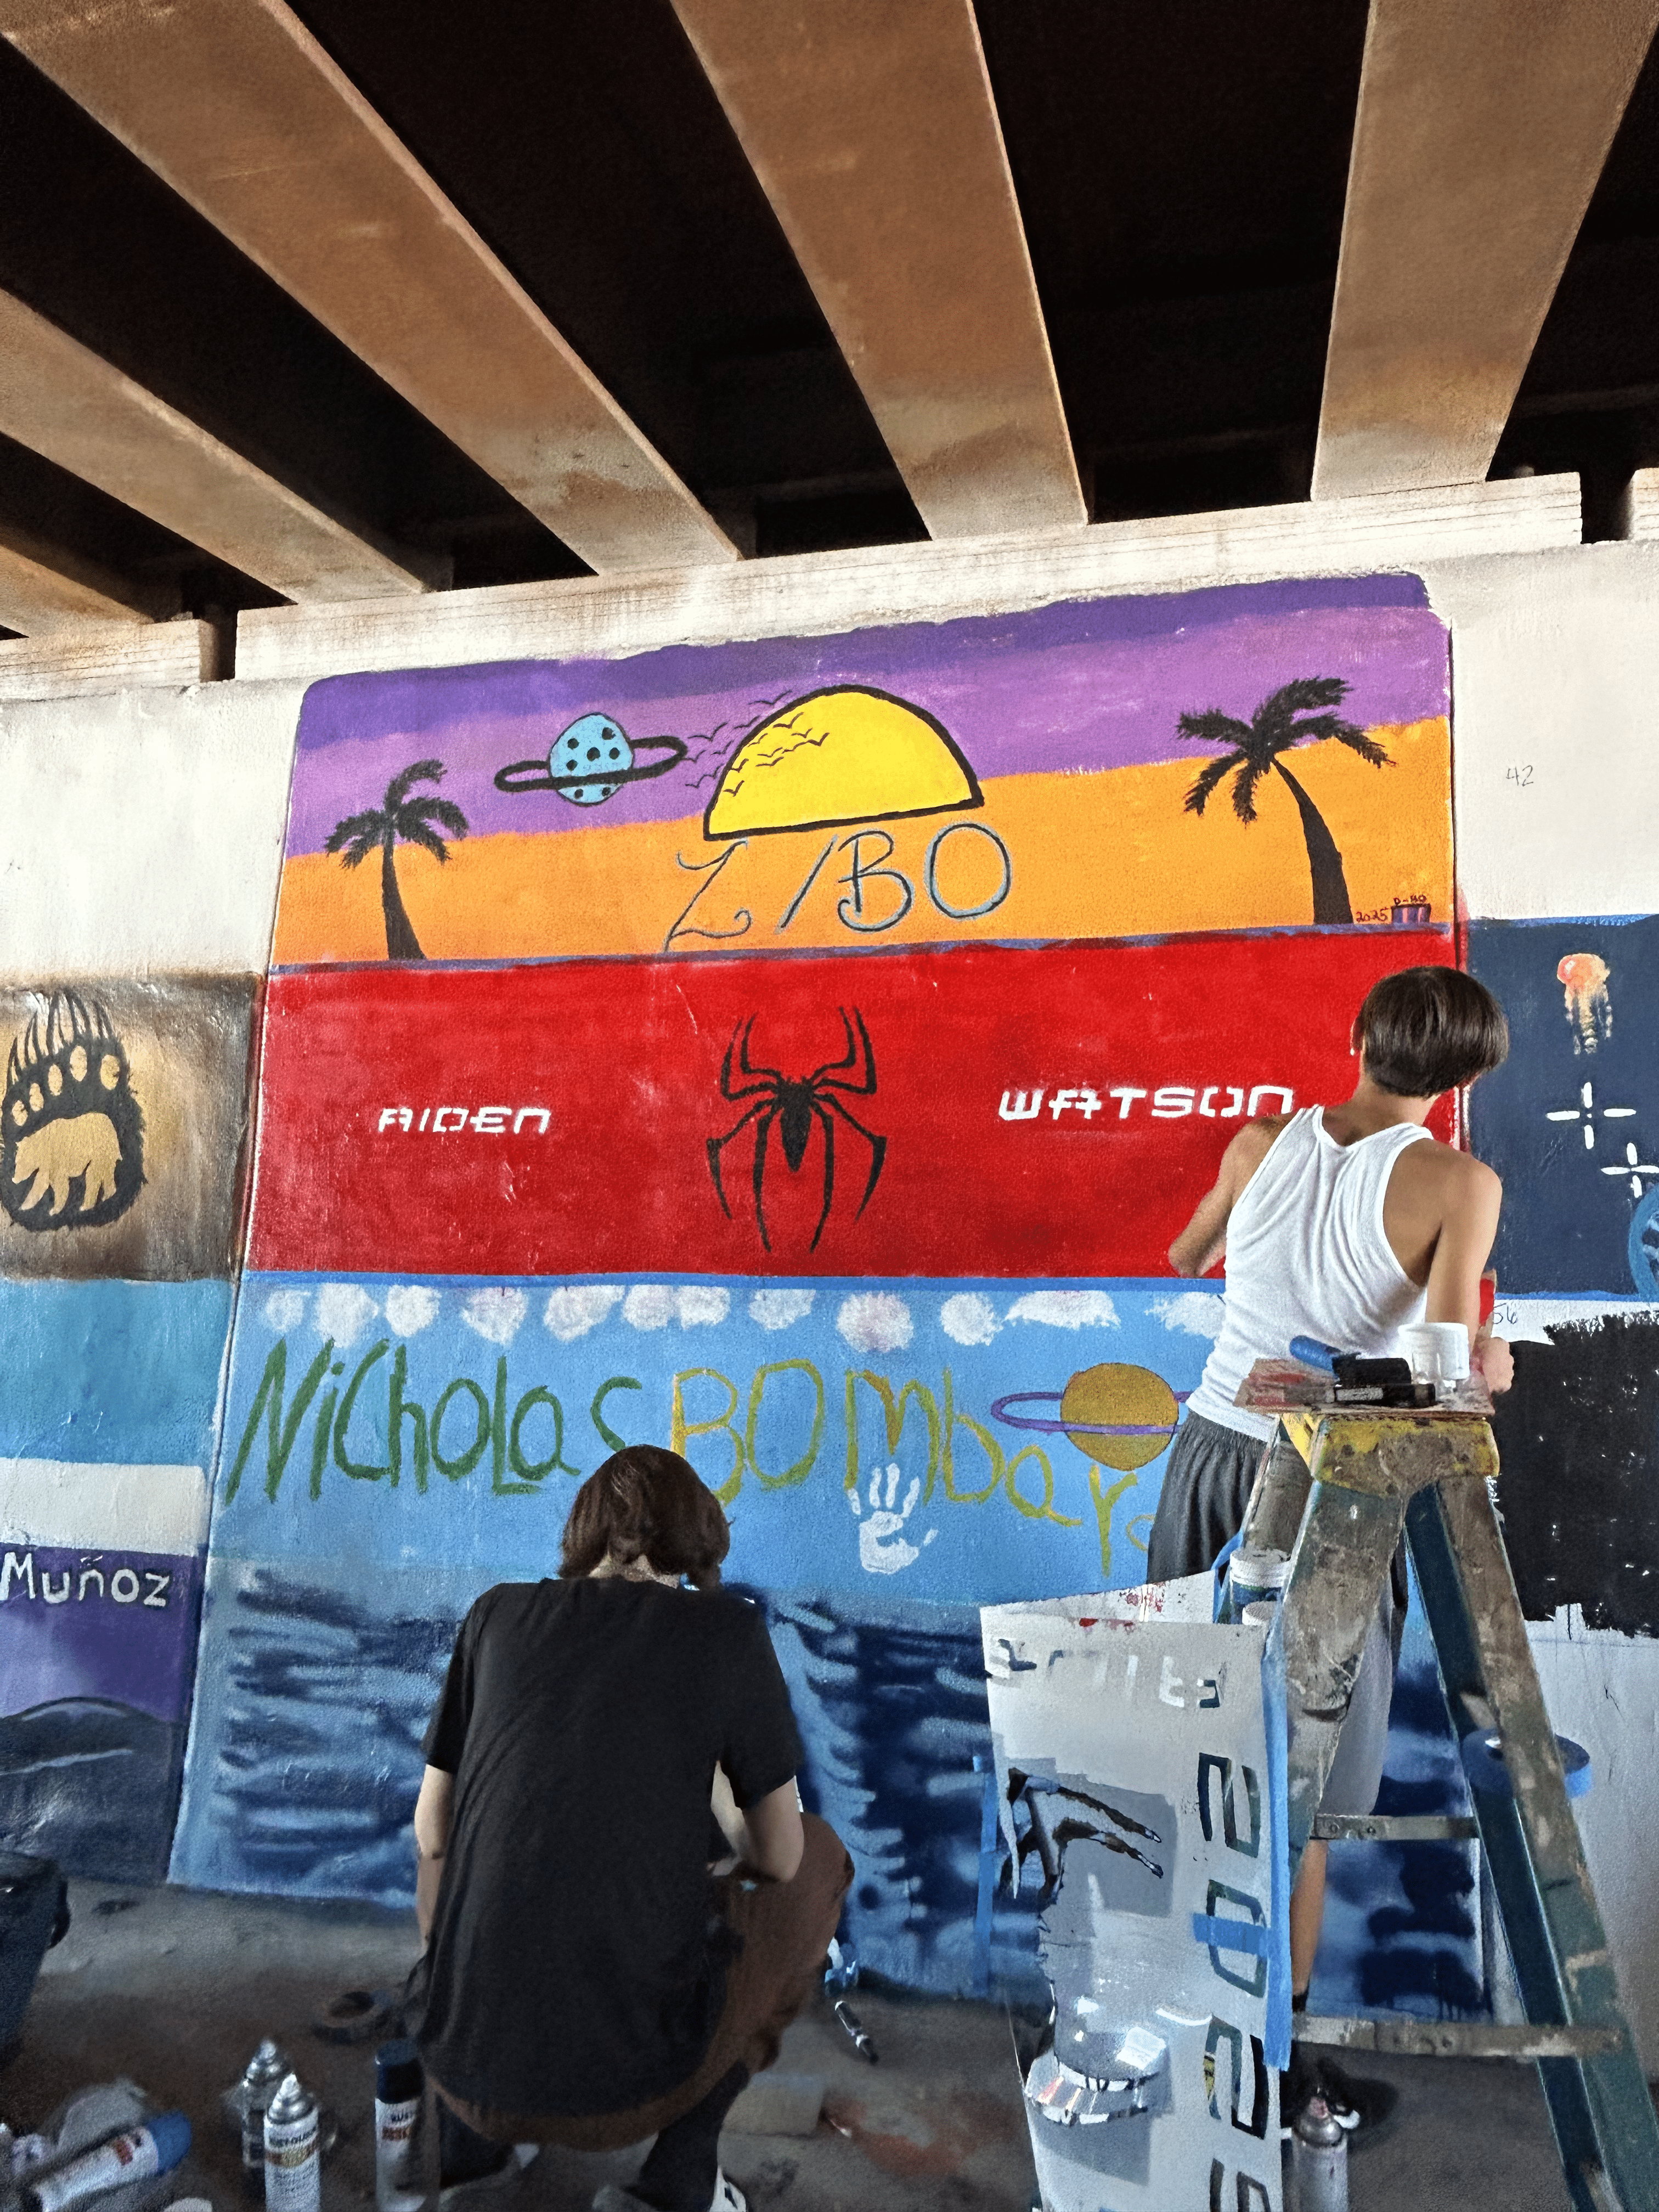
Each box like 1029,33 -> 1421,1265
1,989 -> 145,1231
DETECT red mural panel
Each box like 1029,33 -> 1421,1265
250,932 -> 1453,1277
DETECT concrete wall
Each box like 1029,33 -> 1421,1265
1430,545 -> 1659,2063
0,679 -> 302,1878
0,538 -> 1654,2049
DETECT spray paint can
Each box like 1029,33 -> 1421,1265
263,2075 -> 320,2212
21,2115 -> 191,2212
1290,2091 -> 1347,2212
831,1999 -> 878,2063
374,2040 -> 426,2212
239,2039 -> 291,2198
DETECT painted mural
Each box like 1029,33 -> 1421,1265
0,1271 -> 233,1880
12,556 -> 1659,2072
0,977 -> 256,1279
172,1273 -> 1223,1951
249,932 -> 1452,1280
155,569 -> 1484,2018
1466,915 -> 1659,1296
269,576 -> 1452,966
0,704 -> 276,1878
0,971 -> 253,1876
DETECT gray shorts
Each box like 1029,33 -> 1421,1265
1147,1409 -> 1396,1818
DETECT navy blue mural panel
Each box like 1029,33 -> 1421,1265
1466,916 -> 1659,1295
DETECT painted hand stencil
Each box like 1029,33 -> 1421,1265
1,991 -> 144,1231
849,1463 -> 938,1575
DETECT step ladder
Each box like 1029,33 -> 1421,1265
1234,1359 -> 1659,2212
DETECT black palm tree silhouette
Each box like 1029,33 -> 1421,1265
324,759 -> 469,961
1177,677 -> 1390,924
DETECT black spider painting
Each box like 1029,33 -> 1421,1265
706,1007 -> 886,1252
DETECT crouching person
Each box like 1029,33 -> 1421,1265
404,1445 -> 852,2212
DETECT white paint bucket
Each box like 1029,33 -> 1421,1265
1398,1322 -> 1470,1383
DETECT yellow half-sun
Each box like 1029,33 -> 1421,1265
704,686 -> 981,839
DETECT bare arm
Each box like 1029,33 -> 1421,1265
1169,1122 -> 1280,1277
712,1763 -> 804,1882
413,1764 -> 454,1943
1424,1159 -> 1511,1391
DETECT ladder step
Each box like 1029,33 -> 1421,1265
1311,1813 -> 1480,1842
1297,2015 -> 1622,2062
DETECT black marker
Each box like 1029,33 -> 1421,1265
833,1999 -> 878,2064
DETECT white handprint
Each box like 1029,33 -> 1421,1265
848,1462 -> 939,1575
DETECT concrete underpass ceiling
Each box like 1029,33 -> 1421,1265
0,0 -> 1656,634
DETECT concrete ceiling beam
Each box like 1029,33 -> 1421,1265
670,0 -> 1086,541
1313,0 -> 1659,501
0,0 -> 737,574
0,516 -> 179,636
0,288 -> 433,603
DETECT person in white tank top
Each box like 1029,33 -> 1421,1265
1145,965 -> 1513,2142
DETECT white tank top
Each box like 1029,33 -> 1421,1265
1188,1107 -> 1432,1442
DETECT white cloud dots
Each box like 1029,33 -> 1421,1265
623,1285 -> 731,1331
1005,1290 -> 1120,1331
1152,1291 -> 1224,1340
623,1285 -> 676,1331
543,1286 -> 624,1342
312,1282 -> 380,1348
385,1285 -> 441,1337
940,1293 -> 1001,1346
749,1289 -> 816,1331
836,1292 -> 914,1355
461,1286 -> 529,1345
261,1288 -> 308,1333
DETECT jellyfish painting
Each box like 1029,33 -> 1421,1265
1558,952 -> 1612,1054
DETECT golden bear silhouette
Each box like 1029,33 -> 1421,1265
1,990 -> 144,1231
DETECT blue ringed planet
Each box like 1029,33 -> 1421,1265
495,712 -> 689,808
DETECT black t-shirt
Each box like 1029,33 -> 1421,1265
410,1577 -> 804,2118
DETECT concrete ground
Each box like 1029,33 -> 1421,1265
3,1881 -> 1581,2210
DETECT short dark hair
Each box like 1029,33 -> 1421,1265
558,1445 -> 730,1590
1357,966 -> 1508,1097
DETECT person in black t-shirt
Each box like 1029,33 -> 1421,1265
405,1445 -> 852,2212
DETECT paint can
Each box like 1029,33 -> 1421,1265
262,2077 -> 319,2212
1290,2091 -> 1346,2212
1227,1547 -> 1289,1621
1398,1321 -> 1470,1385
22,2114 -> 191,2212
374,2041 -> 426,2212
236,2041 -> 290,2198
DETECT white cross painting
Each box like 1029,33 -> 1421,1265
983,1583 -> 1291,2212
